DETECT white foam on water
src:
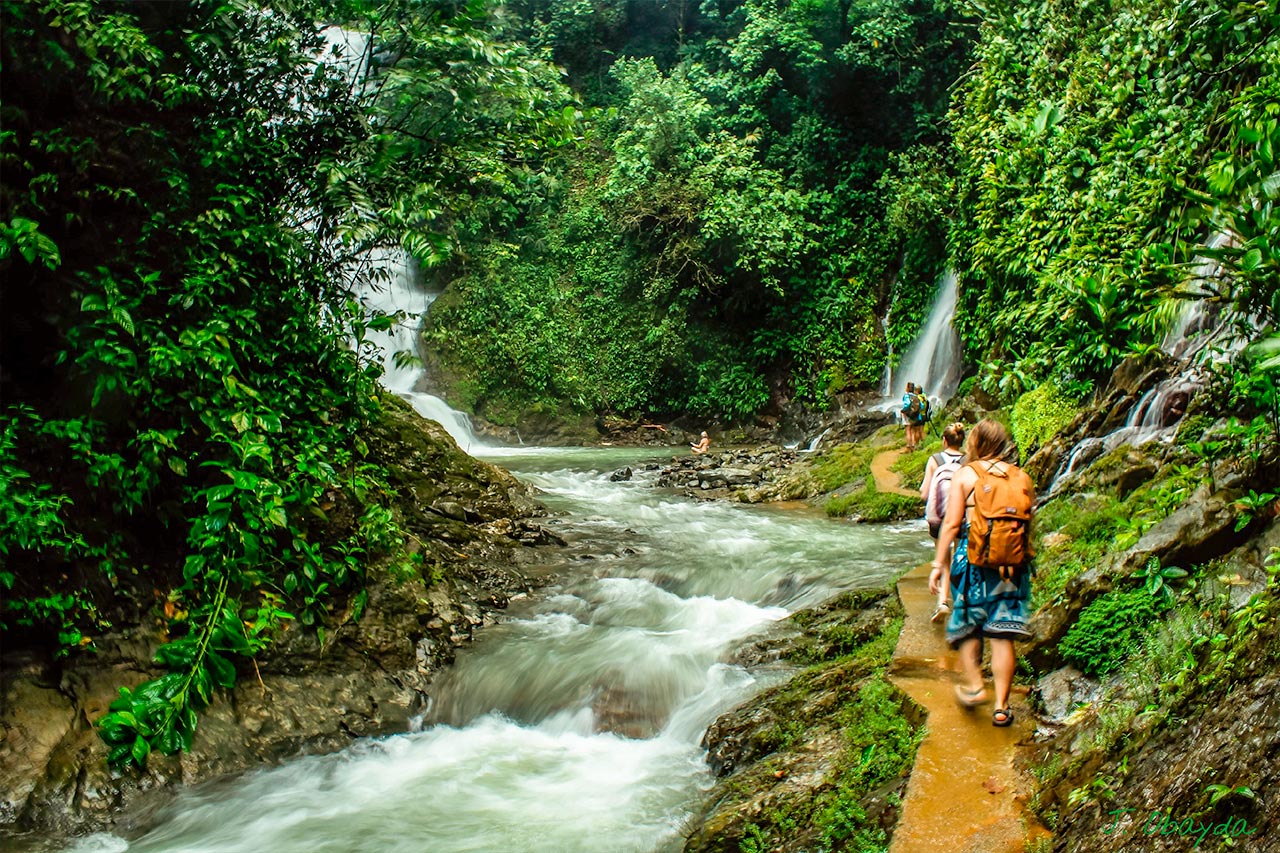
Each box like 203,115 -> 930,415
71,450 -> 932,853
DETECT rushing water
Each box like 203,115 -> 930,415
68,447 -> 931,853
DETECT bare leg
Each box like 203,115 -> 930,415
991,638 -> 1015,710
958,637 -> 983,692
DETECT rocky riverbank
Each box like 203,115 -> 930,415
683,586 -> 924,853
0,396 -> 565,844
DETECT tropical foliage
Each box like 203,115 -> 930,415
427,0 -> 974,422
0,0 -> 570,767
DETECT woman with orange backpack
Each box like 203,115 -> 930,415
927,419 -> 1035,727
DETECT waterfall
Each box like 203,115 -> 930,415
802,427 -> 832,453
315,28 -> 487,452
883,269 -> 964,407
878,302 -> 894,398
1049,230 -> 1246,494
1047,375 -> 1197,494
357,250 -> 486,451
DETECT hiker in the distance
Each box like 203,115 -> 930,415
928,418 -> 1035,727
900,382 -> 921,451
921,422 -> 967,622
914,385 -> 932,444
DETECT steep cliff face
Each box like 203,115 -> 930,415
0,397 -> 560,842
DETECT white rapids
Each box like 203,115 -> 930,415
69,448 -> 931,853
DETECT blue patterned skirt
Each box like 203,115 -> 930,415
946,523 -> 1033,648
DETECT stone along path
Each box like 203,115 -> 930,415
870,448 -> 1049,852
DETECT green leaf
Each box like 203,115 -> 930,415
206,651 -> 236,689
230,470 -> 259,490
155,638 -> 198,668
111,306 -> 135,336
206,484 -> 235,502
131,734 -> 151,765
108,743 -> 133,767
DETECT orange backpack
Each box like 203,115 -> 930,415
966,460 -> 1035,587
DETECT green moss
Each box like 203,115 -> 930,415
753,673 -> 921,853
890,438 -> 943,486
1030,544 -> 1102,610
692,590 -> 920,853
1012,381 -> 1082,460
825,480 -> 922,521
809,442 -> 879,492
1058,588 -> 1165,676
1055,494 -> 1127,545
1174,412 -> 1214,446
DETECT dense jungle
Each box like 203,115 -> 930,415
1,0 -> 1278,851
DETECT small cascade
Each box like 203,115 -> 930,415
878,316 -> 894,398
1161,231 -> 1249,360
883,270 -> 964,407
1047,231 -> 1248,495
357,250 -> 487,451
1048,375 -> 1198,494
802,427 -> 832,453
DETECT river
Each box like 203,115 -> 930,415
69,446 -> 931,853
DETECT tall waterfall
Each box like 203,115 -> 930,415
358,251 -> 486,451
884,270 -> 964,406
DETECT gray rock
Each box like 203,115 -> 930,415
1036,666 -> 1101,725
429,499 -> 468,521
716,467 -> 761,486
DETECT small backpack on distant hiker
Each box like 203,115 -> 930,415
925,449 -> 965,538
915,393 -> 932,425
966,459 -> 1035,592
903,394 -> 922,420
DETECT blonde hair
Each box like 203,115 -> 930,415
942,422 -> 966,449
966,418 -> 1010,462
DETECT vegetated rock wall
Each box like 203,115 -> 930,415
0,396 -> 561,843
1011,355 -> 1280,852
683,588 -> 923,852
1027,519 -> 1279,853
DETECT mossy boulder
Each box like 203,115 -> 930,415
683,588 -> 924,853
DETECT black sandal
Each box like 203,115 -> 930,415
992,707 -> 1013,727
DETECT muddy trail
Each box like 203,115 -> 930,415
871,448 -> 1048,852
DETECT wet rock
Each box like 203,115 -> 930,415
1044,675 -> 1280,853
685,588 -> 921,852
1068,445 -> 1160,498
1036,667 -> 1102,725
0,394 -> 552,841
430,499 -> 468,521
608,466 -> 633,482
1126,486 -> 1240,572
654,447 -> 798,500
